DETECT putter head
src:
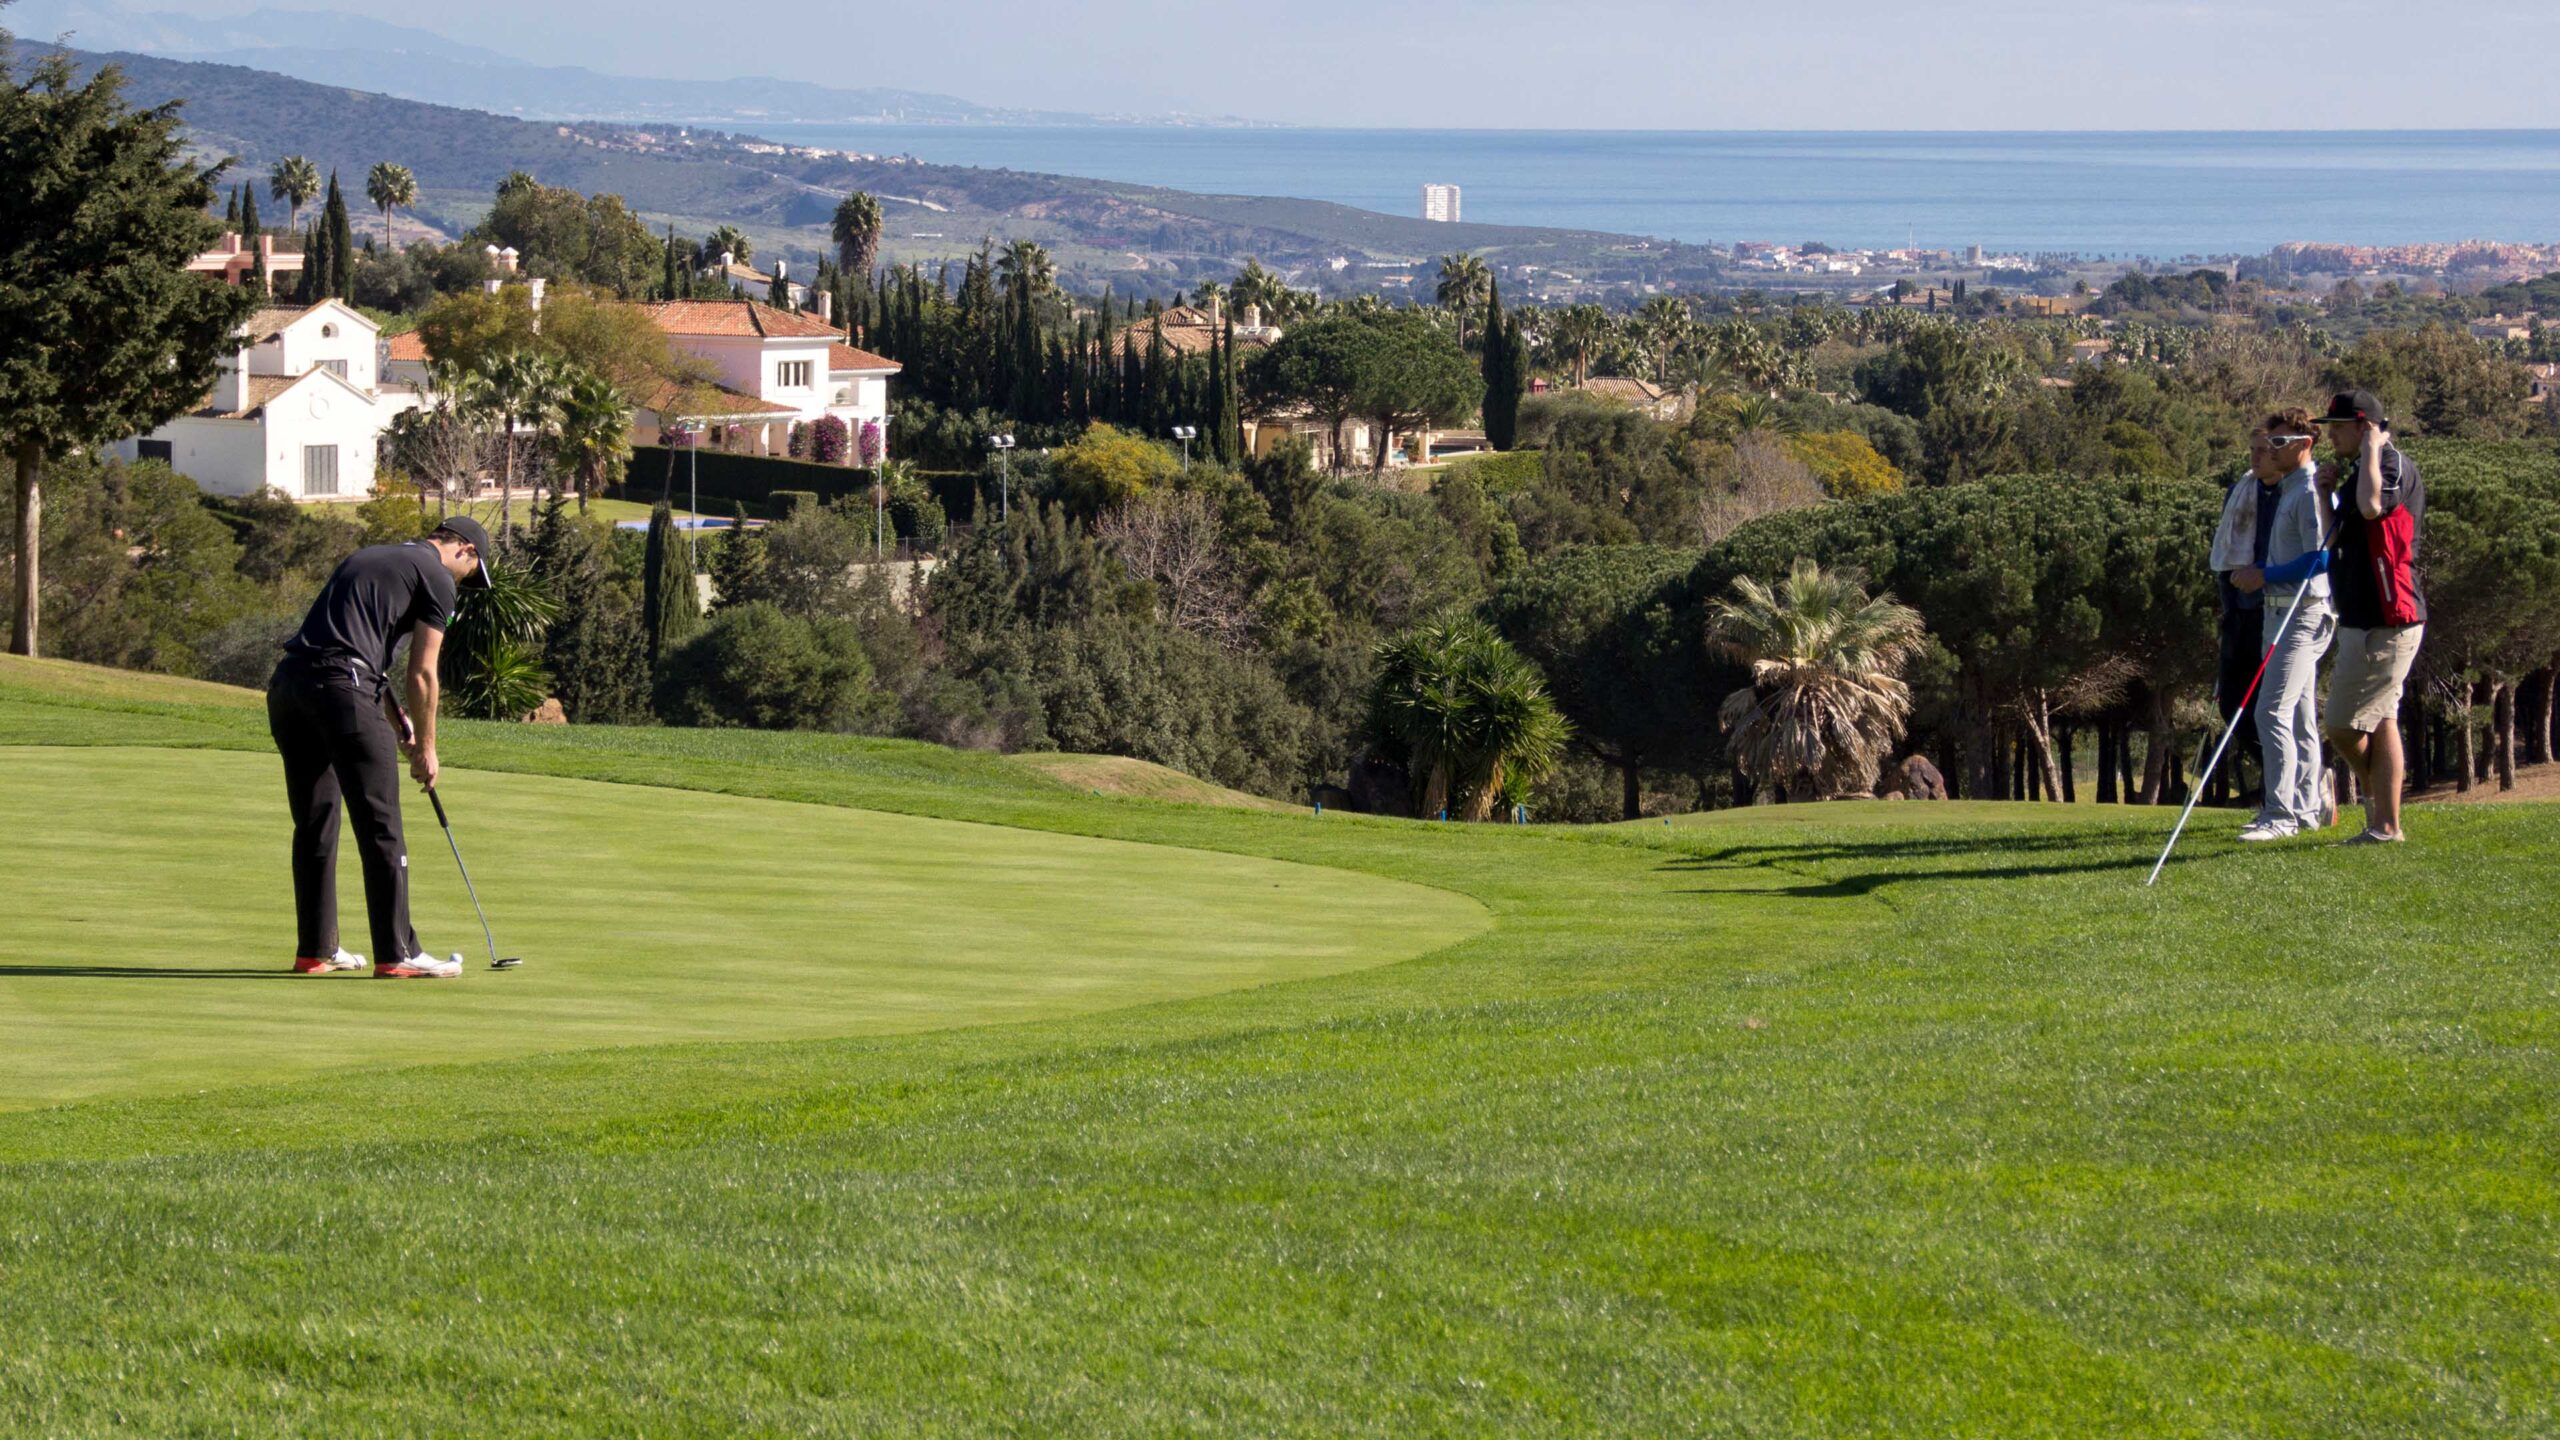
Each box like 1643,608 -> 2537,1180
490,957 -> 523,971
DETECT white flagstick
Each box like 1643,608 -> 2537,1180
2147,474 -> 2332,886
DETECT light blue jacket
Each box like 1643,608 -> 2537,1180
2260,464 -> 2332,611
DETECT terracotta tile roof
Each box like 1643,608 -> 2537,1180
384,331 -> 428,362
196,374 -> 303,419
827,342 -> 901,374
642,299 -> 843,341
640,377 -> 799,419
1108,307 -> 1274,359
242,306 -> 311,343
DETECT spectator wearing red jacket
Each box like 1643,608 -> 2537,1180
2316,390 -> 2426,845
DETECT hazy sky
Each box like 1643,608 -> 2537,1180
86,0 -> 2560,128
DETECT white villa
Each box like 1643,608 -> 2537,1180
633,300 -> 900,457
111,301 -> 420,501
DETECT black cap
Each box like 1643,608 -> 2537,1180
2317,390 -> 2389,429
428,515 -> 493,589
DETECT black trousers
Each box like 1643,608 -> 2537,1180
2215,605 -> 2270,804
267,654 -> 419,964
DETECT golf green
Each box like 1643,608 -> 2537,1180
0,745 -> 1489,1108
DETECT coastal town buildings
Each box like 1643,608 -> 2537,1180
109,301 -> 419,501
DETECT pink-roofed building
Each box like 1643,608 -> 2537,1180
188,232 -> 305,291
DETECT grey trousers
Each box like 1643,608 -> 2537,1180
2255,600 -> 2335,828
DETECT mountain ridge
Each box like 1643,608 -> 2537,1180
4,0 -> 1274,127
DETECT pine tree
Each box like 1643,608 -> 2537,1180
707,502 -> 769,613
642,501 -> 704,667
526,495 -> 652,723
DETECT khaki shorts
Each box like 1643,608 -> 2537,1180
2327,624 -> 2424,733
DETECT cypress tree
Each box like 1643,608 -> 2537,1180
321,172 -> 353,300
1482,277 -> 1525,452
767,269 -> 790,309
662,225 -> 679,300
1216,311 -> 1243,466
295,221 -> 323,305
224,185 -> 239,226
642,501 -> 704,666
240,185 -> 259,240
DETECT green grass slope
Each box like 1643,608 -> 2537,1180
1,656 -> 2555,1436
0,745 -> 1483,1108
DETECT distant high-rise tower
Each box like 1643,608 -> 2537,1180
1422,184 -> 1462,224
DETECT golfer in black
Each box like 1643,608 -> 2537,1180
268,518 -> 489,979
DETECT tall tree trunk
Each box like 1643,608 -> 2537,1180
2058,724 -> 2077,803
2118,718 -> 2138,803
2018,694 -> 2064,802
1621,762 -> 1641,822
2493,679 -> 2517,791
2455,691 -> 2475,793
2534,661 -> 2558,768
8,444 -> 40,658
1962,677 -> 2001,800
2096,722 -> 2119,805
500,424 -> 516,537
2138,691 -> 2174,805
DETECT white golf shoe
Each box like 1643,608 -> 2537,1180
291,947 -> 366,975
2236,818 -> 2299,842
374,951 -> 464,980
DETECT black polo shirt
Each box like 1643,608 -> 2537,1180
282,541 -> 458,676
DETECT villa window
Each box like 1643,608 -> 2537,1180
777,360 -> 812,388
318,359 -> 348,379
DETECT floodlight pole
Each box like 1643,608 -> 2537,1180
986,433 -> 1016,522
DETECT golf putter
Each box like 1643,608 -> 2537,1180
427,787 -> 523,970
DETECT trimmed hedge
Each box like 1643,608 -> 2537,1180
619,446 -> 980,523
622,446 -> 868,511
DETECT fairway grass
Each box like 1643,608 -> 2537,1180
1,656 -> 2556,1436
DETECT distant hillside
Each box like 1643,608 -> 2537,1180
60,46 -> 1716,297
7,0 -> 1263,126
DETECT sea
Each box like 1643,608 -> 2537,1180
744,125 -> 2560,259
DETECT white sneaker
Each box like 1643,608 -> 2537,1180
2237,819 -> 2299,842
292,947 -> 366,975
374,951 -> 463,979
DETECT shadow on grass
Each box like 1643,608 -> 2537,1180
1660,832 -> 2164,898
0,964 -> 301,980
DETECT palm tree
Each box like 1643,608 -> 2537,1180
478,350 -> 571,534
996,238 -> 1054,305
365,161 -> 417,248
496,170 -> 540,201
1368,615 -> 1572,821
1710,558 -> 1927,802
1545,304 -> 1605,387
830,191 -> 883,278
1635,295 -> 1693,384
1229,258 -> 1288,320
705,224 -> 752,268
269,155 -> 319,233
1435,253 -> 1491,348
546,365 -> 632,515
